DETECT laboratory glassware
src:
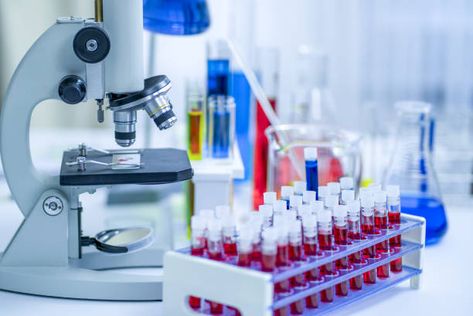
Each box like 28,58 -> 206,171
186,83 -> 205,160
208,95 -> 236,159
266,124 -> 362,195
383,101 -> 447,245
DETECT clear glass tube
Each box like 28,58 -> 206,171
208,95 -> 235,159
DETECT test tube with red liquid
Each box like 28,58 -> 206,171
288,220 -> 305,314
206,218 -> 225,314
347,200 -> 363,290
222,215 -> 238,258
387,185 -> 402,273
318,210 -> 335,302
333,205 -> 349,297
189,216 -> 206,310
302,214 -> 319,309
238,226 -> 253,267
360,196 -> 377,284
274,224 -> 291,296
374,191 -> 390,279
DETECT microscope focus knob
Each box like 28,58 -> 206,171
58,75 -> 87,104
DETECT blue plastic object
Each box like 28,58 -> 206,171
143,0 -> 210,35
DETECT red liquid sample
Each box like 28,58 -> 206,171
238,252 -> 251,267
361,220 -> 376,284
276,245 -> 289,267
262,253 -> 276,272
374,215 -> 388,229
350,275 -> 363,290
320,286 -> 334,302
209,301 -> 223,314
273,307 -> 289,316
251,243 -> 262,263
377,263 -> 390,279
188,296 -> 201,310
252,98 -> 276,210
375,214 -> 390,278
289,244 -> 302,261
363,269 -> 376,284
305,294 -> 318,309
275,280 -> 291,295
290,300 -> 304,314
334,225 -> 349,297
208,250 -> 224,261
391,257 -> 403,273
336,281 -> 348,296
389,211 -> 403,273
304,242 -> 321,282
318,232 -> 332,251
223,241 -> 238,257
348,231 -> 361,240
334,225 -> 348,245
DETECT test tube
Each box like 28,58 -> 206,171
208,95 -> 235,159
259,204 -> 273,229
317,186 -> 330,202
222,215 -> 237,257
273,200 -> 288,215
341,189 -> 355,205
207,39 -> 230,97
186,83 -> 205,160
274,224 -> 291,296
199,209 -> 215,250
318,210 -> 334,302
340,176 -> 354,191
238,226 -> 253,267
302,190 -> 316,205
251,224 -> 262,265
261,228 -> 277,272
310,200 -> 324,216
189,216 -> 206,310
387,185 -> 402,273
347,200 -> 363,290
293,181 -> 307,196
289,195 -> 303,217
333,205 -> 349,297
328,182 -> 341,201
304,147 -> 319,198
288,220 -> 305,314
360,196 -> 376,284
206,218 -> 224,314
280,186 -> 294,209
374,191 -> 389,279
324,195 -> 339,214
302,214 -> 320,309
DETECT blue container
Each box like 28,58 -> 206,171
143,0 -> 210,35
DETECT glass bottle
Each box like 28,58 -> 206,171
383,101 -> 447,245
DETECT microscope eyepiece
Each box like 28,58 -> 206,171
108,75 -> 176,147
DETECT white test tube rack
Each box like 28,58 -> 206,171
164,214 -> 425,315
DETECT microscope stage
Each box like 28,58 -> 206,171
60,148 -> 193,186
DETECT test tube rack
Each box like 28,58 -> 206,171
164,214 -> 425,315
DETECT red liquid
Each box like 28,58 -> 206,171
361,223 -> 374,235
275,280 -> 291,295
389,211 -> 403,272
334,225 -> 348,245
188,296 -> 201,310
207,243 -> 224,314
289,244 -> 302,261
350,275 -> 363,290
290,300 -> 304,314
223,241 -> 238,257
336,281 -> 348,296
321,286 -> 334,302
262,253 -> 276,272
238,252 -> 251,267
191,246 -> 204,257
363,269 -> 376,284
276,244 -> 289,267
374,214 -> 390,278
374,215 -> 388,229
318,232 -> 332,251
209,301 -> 223,314
391,257 -> 403,273
305,294 -> 318,308
348,231 -> 361,240
304,242 -> 317,256
377,263 -> 390,279
389,211 -> 401,225
273,307 -> 289,316
252,98 -> 276,210
251,243 -> 262,263
208,251 -> 224,261
304,242 -> 320,282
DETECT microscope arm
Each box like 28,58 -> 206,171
0,19 -> 85,216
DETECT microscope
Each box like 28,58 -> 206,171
0,0 -> 192,300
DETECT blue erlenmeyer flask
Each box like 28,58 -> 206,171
143,0 -> 210,35
383,101 -> 447,245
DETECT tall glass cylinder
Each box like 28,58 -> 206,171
208,95 -> 235,159
383,101 -> 447,245
186,82 -> 205,160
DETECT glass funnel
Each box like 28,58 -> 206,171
383,101 -> 447,245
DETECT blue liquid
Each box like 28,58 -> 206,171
212,110 -> 231,158
143,0 -> 210,35
207,59 -> 230,96
305,160 -> 319,199
401,195 -> 448,245
231,71 -> 253,180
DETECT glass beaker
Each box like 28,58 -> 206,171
383,101 -> 447,245
264,124 -> 362,202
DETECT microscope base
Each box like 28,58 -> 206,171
0,248 -> 165,301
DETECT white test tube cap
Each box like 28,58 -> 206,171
318,186 -> 330,199
281,186 -> 294,198
333,204 -> 348,218
288,220 -> 302,234
238,225 -> 253,242
298,204 -> 311,218
191,215 -> 206,230
324,195 -> 339,208
340,177 -> 354,190
215,205 -> 230,219
361,195 -> 375,208
302,214 -> 317,228
386,185 -> 400,197
303,190 -> 316,204
222,214 -> 236,228
341,190 -> 355,203
328,182 -> 341,195
259,204 -> 273,217
264,192 -> 277,205
294,181 -> 307,194
274,200 -> 288,212
374,191 -> 387,204
348,200 -> 361,216
304,147 -> 318,161
290,195 -> 303,208
199,209 -> 215,219
318,210 -> 332,223
310,200 -> 324,214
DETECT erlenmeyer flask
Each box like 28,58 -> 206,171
383,101 -> 447,245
